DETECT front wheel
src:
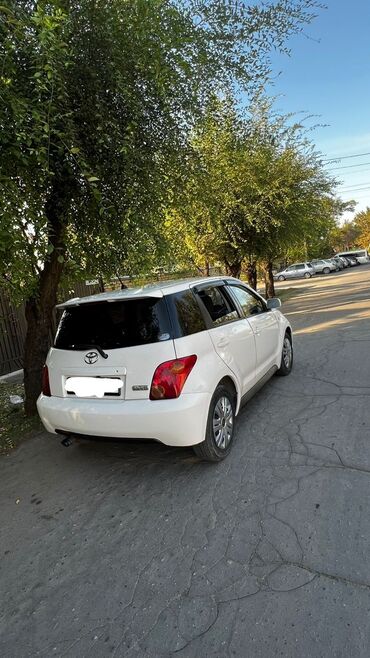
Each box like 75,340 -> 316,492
276,332 -> 293,376
278,275 -> 285,281
323,267 -> 330,274
193,385 -> 236,462
304,272 -> 311,279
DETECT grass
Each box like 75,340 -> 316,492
0,383 -> 42,455
256,286 -> 303,303
275,287 -> 303,303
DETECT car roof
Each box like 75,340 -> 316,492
56,276 -> 242,309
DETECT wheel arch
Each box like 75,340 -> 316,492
284,324 -> 293,347
216,375 -> 239,412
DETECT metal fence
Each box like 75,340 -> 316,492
0,282 -> 100,377
0,293 -> 27,376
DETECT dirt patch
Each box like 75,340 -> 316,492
0,383 -> 42,455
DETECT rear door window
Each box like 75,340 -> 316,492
196,286 -> 238,326
54,298 -> 172,350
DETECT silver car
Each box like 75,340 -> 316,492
311,259 -> 336,275
274,262 -> 314,281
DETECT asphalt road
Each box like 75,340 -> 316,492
1,265 -> 370,657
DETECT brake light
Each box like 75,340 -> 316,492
42,365 -> 51,396
150,355 -> 197,400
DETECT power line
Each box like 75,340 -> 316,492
339,192 -> 370,199
339,181 -> 370,186
326,161 -> 370,171
339,187 -> 370,194
334,167 -> 370,178
323,151 -> 370,163
339,182 -> 370,190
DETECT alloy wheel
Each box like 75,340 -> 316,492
282,336 -> 292,369
212,396 -> 234,449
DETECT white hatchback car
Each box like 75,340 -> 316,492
37,277 -> 293,461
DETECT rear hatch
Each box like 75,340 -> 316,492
48,294 -> 176,400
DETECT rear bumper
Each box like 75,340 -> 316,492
37,393 -> 210,447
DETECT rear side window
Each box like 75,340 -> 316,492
296,264 -> 305,270
54,298 -> 172,350
197,286 -> 238,326
166,290 -> 206,337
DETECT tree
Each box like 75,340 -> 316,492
329,218 -> 360,252
1,0 -> 321,413
354,208 -> 370,249
168,97 -> 338,297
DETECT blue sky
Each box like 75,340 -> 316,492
267,0 -> 370,220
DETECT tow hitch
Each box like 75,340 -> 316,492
61,436 -> 73,447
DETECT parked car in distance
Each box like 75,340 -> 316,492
345,255 -> 359,266
328,257 -> 342,271
274,262 -> 314,281
337,249 -> 369,264
37,277 -> 293,462
311,259 -> 336,275
331,256 -> 345,269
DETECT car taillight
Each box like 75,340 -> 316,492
42,365 -> 51,396
150,355 -> 197,400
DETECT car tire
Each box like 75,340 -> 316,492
278,275 -> 285,281
304,272 -> 311,278
323,267 -> 330,274
276,332 -> 293,377
193,385 -> 236,462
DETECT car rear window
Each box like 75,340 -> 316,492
54,298 -> 172,350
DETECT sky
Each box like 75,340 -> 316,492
267,0 -> 370,222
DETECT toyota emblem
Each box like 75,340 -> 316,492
84,351 -> 98,365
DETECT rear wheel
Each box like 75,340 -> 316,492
304,272 -> 311,279
276,332 -> 293,376
193,385 -> 236,462
323,267 -> 330,274
278,275 -> 285,281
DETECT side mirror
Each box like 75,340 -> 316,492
266,298 -> 281,310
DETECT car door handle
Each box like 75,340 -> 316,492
217,337 -> 229,348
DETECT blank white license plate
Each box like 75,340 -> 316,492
66,377 -> 123,398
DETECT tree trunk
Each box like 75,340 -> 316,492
224,260 -> 242,278
205,260 -> 210,277
23,179 -> 68,415
246,261 -> 257,290
24,273 -> 63,415
263,260 -> 275,299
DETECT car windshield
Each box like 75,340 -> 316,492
54,298 -> 172,350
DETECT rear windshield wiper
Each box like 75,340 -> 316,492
69,344 -> 109,359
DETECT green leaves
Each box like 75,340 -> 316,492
0,0 -> 326,302
167,96 -> 338,271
